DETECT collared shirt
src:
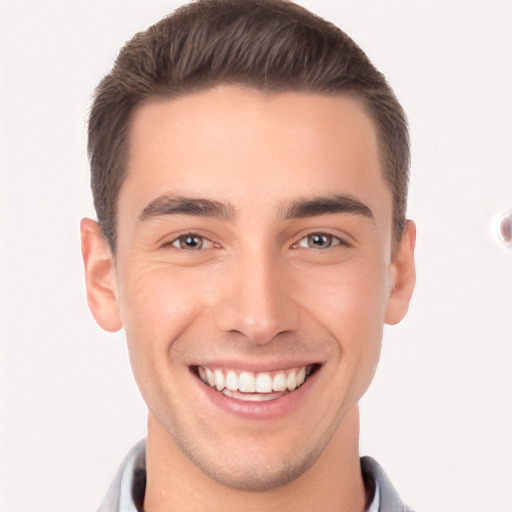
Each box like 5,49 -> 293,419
98,439 -> 413,512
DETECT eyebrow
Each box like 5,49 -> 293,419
138,193 -> 374,223
139,195 -> 236,221
281,194 -> 375,221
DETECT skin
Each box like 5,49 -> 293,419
81,86 -> 416,512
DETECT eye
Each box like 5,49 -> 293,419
166,233 -> 216,251
294,232 -> 345,250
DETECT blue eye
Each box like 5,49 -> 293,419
295,233 -> 343,249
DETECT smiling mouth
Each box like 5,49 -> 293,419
192,364 -> 321,402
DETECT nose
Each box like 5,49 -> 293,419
213,250 -> 299,345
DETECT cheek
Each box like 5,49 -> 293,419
116,266 -> 213,413
297,258 -> 389,331
116,264 -> 212,351
296,259 -> 388,382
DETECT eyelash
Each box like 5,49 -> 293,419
162,233 -> 219,251
162,231 -> 349,251
292,232 -> 350,250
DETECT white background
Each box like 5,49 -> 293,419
1,1 -> 511,510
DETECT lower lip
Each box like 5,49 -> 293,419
194,369 -> 320,420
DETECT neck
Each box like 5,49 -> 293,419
144,406 -> 366,512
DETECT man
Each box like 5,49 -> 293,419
81,0 -> 416,510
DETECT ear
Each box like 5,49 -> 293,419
385,220 -> 416,325
80,218 -> 122,332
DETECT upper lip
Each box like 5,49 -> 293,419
189,359 -> 324,373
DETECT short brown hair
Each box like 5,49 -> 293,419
88,0 -> 410,250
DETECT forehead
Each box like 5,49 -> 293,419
120,86 -> 391,227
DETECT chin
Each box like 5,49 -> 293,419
179,436 -> 325,492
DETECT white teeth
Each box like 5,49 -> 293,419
214,369 -> 225,391
272,372 -> 287,392
206,367 -> 214,387
225,370 -> 238,391
286,371 -> 297,391
297,367 -> 306,386
239,371 -> 256,393
198,365 -> 314,395
255,373 -> 272,393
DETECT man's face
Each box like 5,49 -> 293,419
84,86 -> 415,491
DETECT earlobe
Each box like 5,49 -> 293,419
385,220 -> 417,325
80,218 -> 123,332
